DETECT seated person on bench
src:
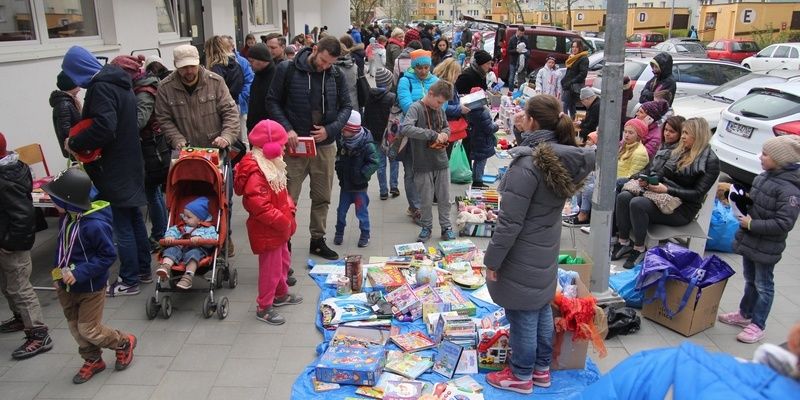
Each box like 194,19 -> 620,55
156,196 -> 218,289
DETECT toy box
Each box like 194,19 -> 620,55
315,345 -> 385,386
477,328 -> 510,371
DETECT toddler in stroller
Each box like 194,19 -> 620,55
155,196 -> 219,289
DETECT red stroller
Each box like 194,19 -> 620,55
146,148 -> 237,320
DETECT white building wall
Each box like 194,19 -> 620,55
321,0 -> 350,38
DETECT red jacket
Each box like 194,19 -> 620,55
233,154 -> 297,253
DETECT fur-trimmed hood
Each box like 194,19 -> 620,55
509,142 -> 595,198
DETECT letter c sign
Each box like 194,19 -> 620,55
577,12 -> 584,22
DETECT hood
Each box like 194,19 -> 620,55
134,74 -> 159,89
0,152 -> 23,174
510,142 -> 596,198
81,200 -> 113,223
335,55 -> 354,68
294,46 -> 315,73
350,43 -> 366,56
62,46 -> 103,88
399,47 -> 413,59
369,87 -> 389,99
89,64 -> 133,91
653,52 -> 674,80
233,155 -> 259,196
49,90 -> 75,107
769,167 -> 800,191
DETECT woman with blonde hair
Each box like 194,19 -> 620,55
434,58 -> 471,157
204,35 -> 244,101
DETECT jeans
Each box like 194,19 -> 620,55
403,159 -> 420,210
335,191 -> 370,238
162,246 -> 209,265
740,257 -> 775,330
615,191 -> 691,246
472,158 -> 487,183
506,305 -> 554,380
145,183 -> 167,240
376,146 -> 399,195
111,206 -> 152,286
562,89 -> 577,119
578,172 -> 595,214
509,61 -> 518,89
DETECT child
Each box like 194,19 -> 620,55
155,196 -> 218,289
535,55 -> 561,98
234,120 -> 302,325
635,100 -> 668,159
41,167 -> 136,384
0,133 -> 53,360
364,67 -> 399,200
563,132 -> 598,225
465,87 -> 499,188
400,80 -> 455,242
334,111 -> 380,247
514,42 -> 529,90
617,118 -> 650,179
719,135 -> 800,343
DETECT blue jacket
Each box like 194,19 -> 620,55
351,30 -> 362,44
235,51 -> 254,115
445,87 -> 462,120
467,107 -> 499,161
164,223 -> 219,241
397,72 -> 439,114
54,201 -> 116,293
335,129 -> 380,192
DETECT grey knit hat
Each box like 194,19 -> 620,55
374,67 -> 393,89
763,135 -> 800,168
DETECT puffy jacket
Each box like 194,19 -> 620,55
385,39 -> 404,72
561,54 -> 589,94
68,64 -> 146,208
397,72 -> 439,114
133,74 -> 159,133
335,55 -> 360,111
234,51 -> 254,115
233,153 -> 297,253
617,142 -> 649,178
246,62 -> 276,132
54,201 -> 116,293
210,56 -> 245,102
49,90 -> 81,158
734,167 -> 800,264
454,64 -> 488,95
535,66 -> 562,97
643,122 -> 663,160
266,46 -> 352,146
467,107 -> 499,161
657,147 -> 720,222
363,88 -> 395,143
578,96 -> 600,141
445,85 -> 462,120
0,154 -> 35,251
335,129 -> 380,192
639,52 -> 676,105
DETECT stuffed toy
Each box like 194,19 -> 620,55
728,183 -> 752,218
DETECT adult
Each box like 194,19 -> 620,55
403,26 -> 421,50
340,34 -> 366,75
452,26 -> 463,49
246,43 -> 276,133
205,35 -> 245,102
636,100 -> 669,159
689,25 -> 698,39
336,35 -> 361,112
506,27 -> 529,85
638,52 -> 676,106
535,55 -> 561,98
61,46 -> 150,296
431,38 -> 454,69
455,50 -> 492,95
577,87 -> 600,142
385,28 -> 405,73
420,24 -> 434,51
392,40 -> 423,84
264,33 -> 287,65
266,36 -> 352,260
50,71 -> 81,159
433,59 -> 469,157
349,25 -> 363,44
560,40 -> 589,118
461,25 -> 473,48
484,94 -> 595,394
612,117 -> 720,269
241,33 -> 256,58
646,116 -> 685,175
224,35 -> 255,128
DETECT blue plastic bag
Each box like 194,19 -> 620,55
706,199 -> 738,253
609,264 -> 643,308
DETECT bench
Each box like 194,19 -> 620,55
645,179 -> 718,256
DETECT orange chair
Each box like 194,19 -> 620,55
15,143 -> 51,178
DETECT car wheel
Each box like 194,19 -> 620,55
743,64 -> 750,69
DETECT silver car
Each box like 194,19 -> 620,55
652,40 -> 708,58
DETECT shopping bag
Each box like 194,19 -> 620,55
447,118 -> 468,142
449,141 -> 472,184
706,199 -> 738,253
609,263 -> 644,308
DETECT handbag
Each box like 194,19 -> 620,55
447,117 -> 469,143
621,179 -> 643,195
642,191 -> 682,214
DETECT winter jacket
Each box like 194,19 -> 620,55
617,142 -> 649,178
535,66 -> 562,97
385,39 -> 404,72
351,30 -> 362,44
397,72 -> 439,114
335,129 -> 380,192
351,45 -> 367,77
0,153 -> 35,251
164,223 -> 218,241
561,54 -> 589,95
234,51 -> 254,115
484,131 -> 595,310
335,55 -> 360,112
68,64 -> 146,208
363,88 -> 396,143
246,62 -> 277,132
266,46 -> 352,146
133,74 -> 159,132
643,122 -> 663,160
210,56 -> 245,103
392,47 -> 413,84
645,141 -> 678,176
367,44 -> 386,76
54,201 -> 116,293
233,153 -> 297,253
578,96 -> 600,141
639,52 -> 676,105
444,85 -> 462,120
420,32 -> 433,51
734,167 -> 800,265
656,147 -> 720,222
454,64 -> 488,95
432,48 -> 454,69
49,90 -> 81,158
467,107 -> 499,161
401,101 -> 450,172
156,66 -> 241,149
507,35 -> 529,62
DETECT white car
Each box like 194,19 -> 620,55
711,82 -> 800,185
741,43 -> 800,72
583,37 -> 605,52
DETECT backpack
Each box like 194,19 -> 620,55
134,80 -> 170,187
214,57 -> 244,101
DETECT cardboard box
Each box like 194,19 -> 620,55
551,279 -> 591,370
642,278 -> 728,337
558,249 -> 593,288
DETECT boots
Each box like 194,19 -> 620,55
310,238 -> 339,260
0,314 -> 24,333
12,327 -> 53,360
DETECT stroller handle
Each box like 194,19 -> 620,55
159,238 -> 220,247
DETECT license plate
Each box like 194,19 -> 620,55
726,121 -> 754,138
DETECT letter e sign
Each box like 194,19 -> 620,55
638,12 -> 647,23
741,9 -> 756,24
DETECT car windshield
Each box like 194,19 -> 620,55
675,43 -> 705,53
625,61 -> 648,80
646,34 -> 665,42
707,75 -> 786,101
729,90 -> 800,119
733,41 -> 759,52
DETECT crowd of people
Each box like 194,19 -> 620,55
0,21 -> 798,391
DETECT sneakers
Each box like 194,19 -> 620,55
358,235 -> 369,248
138,273 -> 153,284
73,358 -> 106,384
106,279 -> 140,297
256,307 -> 285,325
273,294 -> 303,307
115,334 -> 136,370
737,323 -> 766,344
380,192 -> 389,200
472,181 -> 489,189
390,188 -> 400,198
611,242 -> 633,260
441,228 -> 456,241
532,369 -> 552,388
418,227 -> 432,242
0,314 -> 24,333
333,233 -> 344,246
286,276 -> 297,286
176,273 -> 194,289
718,311 -> 752,328
486,367 -> 533,394
310,238 -> 339,260
407,208 -> 422,226
226,239 -> 236,258
155,264 -> 170,279
11,328 -> 53,360
622,248 -> 645,270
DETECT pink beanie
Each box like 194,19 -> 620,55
625,118 -> 649,141
249,120 -> 288,159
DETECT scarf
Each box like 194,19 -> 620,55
520,129 -> 557,148
342,128 -> 370,152
565,51 -> 589,68
469,61 -> 487,78
252,147 -> 287,193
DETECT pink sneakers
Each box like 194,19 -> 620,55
737,323 -> 766,344
718,311 -> 751,328
533,369 -> 551,388
486,367 -> 533,394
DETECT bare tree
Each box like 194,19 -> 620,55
544,0 -> 561,27
565,0 -> 579,30
502,0 -> 526,24
351,0 -> 381,26
475,0 -> 491,17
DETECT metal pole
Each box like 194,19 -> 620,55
588,0 -> 625,306
668,0 -> 675,39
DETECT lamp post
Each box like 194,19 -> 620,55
668,0 -> 676,39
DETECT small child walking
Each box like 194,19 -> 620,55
41,168 -> 136,384
719,135 -> 800,343
364,68 -> 399,200
234,120 -> 302,325
155,196 -> 218,289
400,80 -> 455,242
334,111 -> 380,247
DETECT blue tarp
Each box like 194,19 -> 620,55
291,260 -> 601,399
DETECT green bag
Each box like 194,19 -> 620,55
449,141 -> 473,184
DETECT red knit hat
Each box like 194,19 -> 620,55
249,120 -> 288,159
343,111 -> 361,134
625,118 -> 649,141
0,132 -> 6,158
111,55 -> 145,79
404,28 -> 420,46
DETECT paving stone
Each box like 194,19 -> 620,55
0,381 -> 46,400
91,385 -> 155,400
104,356 -> 171,386
214,357 -> 275,387
169,344 -> 230,372
149,371 -> 215,400
207,387 -> 267,400
229,333 -> 283,359
0,353 -> 73,382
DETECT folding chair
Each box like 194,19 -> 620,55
15,143 -> 51,178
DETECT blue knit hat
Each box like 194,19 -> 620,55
185,196 -> 211,221
410,49 -> 432,68
61,46 -> 102,88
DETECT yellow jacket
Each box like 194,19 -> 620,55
617,142 -> 649,178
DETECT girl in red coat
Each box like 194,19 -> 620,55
234,120 -> 302,325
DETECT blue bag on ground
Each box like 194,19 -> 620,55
706,198 -> 738,253
609,264 -> 643,308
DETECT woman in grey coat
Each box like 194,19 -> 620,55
484,95 -> 596,394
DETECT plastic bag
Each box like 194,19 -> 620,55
609,263 -> 643,308
449,141 -> 473,184
706,199 -> 738,253
605,307 -> 641,339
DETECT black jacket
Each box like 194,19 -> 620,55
246,62 -> 276,132
0,156 -> 35,251
266,46 -> 352,146
211,56 -> 245,102
561,55 -> 589,94
49,90 -> 81,159
507,35 -> 529,59
467,107 -> 499,161
363,88 -> 395,143
68,64 -> 146,208
579,96 -> 600,140
657,148 -> 720,222
421,32 -> 433,51
639,52 -> 676,105
455,65 -> 488,95
335,132 -> 380,192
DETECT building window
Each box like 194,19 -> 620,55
44,0 -> 99,39
156,0 -> 176,33
439,0 -> 444,4
249,0 -> 274,26
0,1 -> 35,41
439,10 -> 444,17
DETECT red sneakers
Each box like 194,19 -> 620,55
533,369 -> 552,388
73,358 -> 106,384
486,367 -> 533,394
115,334 -> 137,370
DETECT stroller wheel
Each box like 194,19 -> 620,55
202,295 -> 215,319
214,270 -> 224,289
146,296 -> 159,320
228,269 -> 238,289
217,297 -> 229,320
161,296 -> 173,319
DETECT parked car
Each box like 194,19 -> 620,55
741,43 -> 800,72
591,55 -> 750,118
625,32 -> 666,48
652,39 -> 708,58
372,18 -> 404,27
711,82 -> 800,185
673,69 -> 800,133
706,39 -> 759,63
584,37 -> 605,52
